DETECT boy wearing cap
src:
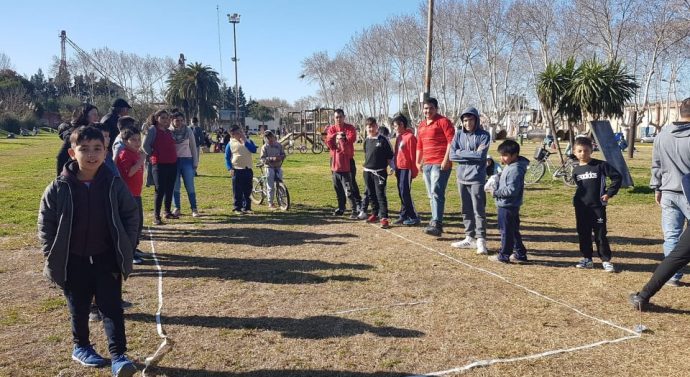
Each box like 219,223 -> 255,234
259,130 -> 286,209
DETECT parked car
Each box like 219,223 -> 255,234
639,134 -> 656,143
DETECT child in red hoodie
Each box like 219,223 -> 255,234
392,114 -> 420,225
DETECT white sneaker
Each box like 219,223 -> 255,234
602,261 -> 615,273
172,208 -> 181,216
357,211 -> 368,220
476,238 -> 488,255
192,210 -> 200,218
451,236 -> 476,249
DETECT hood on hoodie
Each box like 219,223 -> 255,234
460,107 -> 482,132
670,122 -> 690,138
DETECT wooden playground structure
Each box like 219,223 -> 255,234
279,108 -> 334,154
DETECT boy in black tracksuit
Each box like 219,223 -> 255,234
571,137 -> 622,272
362,117 -> 394,228
38,126 -> 139,376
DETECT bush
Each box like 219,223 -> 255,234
0,113 -> 21,134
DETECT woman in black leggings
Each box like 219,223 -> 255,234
143,110 -> 178,225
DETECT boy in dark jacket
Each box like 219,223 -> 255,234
487,140 -> 530,263
38,126 -> 139,377
571,137 -> 622,272
362,117 -> 395,228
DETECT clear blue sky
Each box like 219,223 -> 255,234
2,0 -> 423,104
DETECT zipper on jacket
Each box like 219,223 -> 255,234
110,179 -> 127,275
64,182 -> 73,284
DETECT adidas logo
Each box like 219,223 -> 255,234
576,171 -> 598,181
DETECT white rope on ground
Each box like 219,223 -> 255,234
371,226 -> 642,376
142,226 -> 173,377
331,300 -> 431,315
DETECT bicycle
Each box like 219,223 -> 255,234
250,163 -> 290,210
524,146 -> 578,187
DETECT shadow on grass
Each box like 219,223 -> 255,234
131,253 -> 372,284
148,368 -> 414,377
197,204 -> 359,226
126,313 -> 424,339
629,185 -> 654,194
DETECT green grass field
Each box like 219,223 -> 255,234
1,132 -> 689,377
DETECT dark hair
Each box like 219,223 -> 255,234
334,109 -> 345,116
680,98 -> 690,118
230,125 -> 241,133
117,116 -> 137,131
497,139 -> 520,155
94,122 -> 110,136
192,116 -> 199,123
70,125 -> 104,147
392,114 -> 409,128
72,103 -> 98,126
121,127 -> 141,141
365,117 -> 377,125
148,109 -> 169,127
574,136 -> 593,149
423,97 -> 438,109
171,111 -> 185,119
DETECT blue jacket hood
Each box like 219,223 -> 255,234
460,107 -> 482,131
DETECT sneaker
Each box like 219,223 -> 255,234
132,256 -> 144,264
333,209 -> 344,216
357,211 -> 368,220
71,344 -> 107,367
488,255 -> 510,264
403,217 -> 421,226
424,221 -> 442,237
172,208 -> 180,216
233,209 -> 243,215
242,209 -> 254,215
476,238 -> 488,255
153,217 -> 163,225
366,214 -> 379,223
111,354 -> 137,377
164,212 -> 179,219
349,211 -> 359,220
629,292 -> 648,311
509,253 -> 528,263
134,249 -> 149,259
393,218 -> 405,225
451,236 -> 476,249
602,261 -> 615,273
665,277 -> 681,287
380,218 -> 390,229
192,210 -> 201,217
575,258 -> 594,269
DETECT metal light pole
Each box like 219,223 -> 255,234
228,13 -> 241,125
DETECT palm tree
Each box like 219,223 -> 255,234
165,63 -> 221,125
536,58 -> 577,163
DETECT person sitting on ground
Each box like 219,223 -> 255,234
486,140 -> 530,264
361,117 -> 395,228
225,125 -> 257,214
259,130 -> 286,209
38,125 -> 139,377
571,137 -> 622,272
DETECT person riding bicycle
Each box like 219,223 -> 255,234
259,130 -> 286,209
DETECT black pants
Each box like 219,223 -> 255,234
333,171 -> 359,212
639,227 -> 690,300
63,254 -> 126,356
349,158 -> 362,204
575,205 -> 612,261
396,169 -> 418,220
152,163 -> 177,219
363,170 -> 389,219
497,206 -> 526,260
134,196 -> 143,248
232,168 -> 253,211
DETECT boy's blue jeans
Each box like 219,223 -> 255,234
497,206 -> 526,260
422,164 -> 451,223
660,191 -> 690,281
232,168 -> 253,211
173,157 -> 197,211
63,254 -> 126,357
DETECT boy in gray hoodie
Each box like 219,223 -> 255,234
449,107 -> 491,254
487,140 -> 530,263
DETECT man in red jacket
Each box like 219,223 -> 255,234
326,109 -> 362,218
416,97 -> 455,236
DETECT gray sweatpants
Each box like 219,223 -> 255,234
458,182 -> 486,239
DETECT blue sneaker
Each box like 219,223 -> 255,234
111,354 -> 137,377
72,344 -> 107,367
403,217 -> 421,226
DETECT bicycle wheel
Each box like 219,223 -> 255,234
524,161 -> 546,185
312,143 -> 324,154
276,181 -> 290,210
560,160 -> 577,187
299,145 -> 308,154
250,177 -> 265,205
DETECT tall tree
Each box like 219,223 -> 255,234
165,62 -> 221,124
